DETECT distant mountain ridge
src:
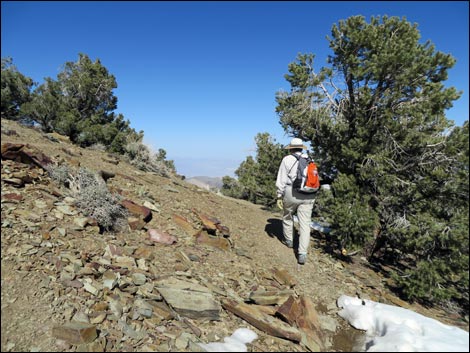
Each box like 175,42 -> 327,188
186,176 -> 224,190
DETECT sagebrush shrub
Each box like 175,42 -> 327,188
45,163 -> 71,187
71,168 -> 128,231
124,139 -> 173,177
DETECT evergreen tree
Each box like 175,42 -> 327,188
155,148 -> 176,173
1,57 -> 33,120
235,156 -> 259,203
55,53 -> 119,145
223,133 -> 284,207
276,15 -> 468,307
221,176 -> 246,199
18,53 -> 140,153
20,77 -> 62,132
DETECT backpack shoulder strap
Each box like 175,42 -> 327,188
286,154 -> 300,175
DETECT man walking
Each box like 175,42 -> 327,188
276,138 -> 315,265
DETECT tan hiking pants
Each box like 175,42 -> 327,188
282,185 -> 315,255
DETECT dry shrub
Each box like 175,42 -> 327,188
46,164 -> 128,231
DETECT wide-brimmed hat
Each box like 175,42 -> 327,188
284,137 -> 307,150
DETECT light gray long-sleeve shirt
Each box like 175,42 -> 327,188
276,152 -> 302,198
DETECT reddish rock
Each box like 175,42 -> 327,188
216,224 -> 230,237
121,199 -> 152,222
134,246 -> 155,259
172,214 -> 198,236
1,143 -> 52,170
276,295 -> 301,325
192,209 -> 220,233
52,322 -> 97,344
295,295 -> 325,352
296,295 -> 322,331
2,193 -> 23,201
222,299 -> 301,342
128,216 -> 146,231
194,230 -> 231,251
148,228 -> 177,245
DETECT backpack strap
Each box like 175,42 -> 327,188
287,153 -> 300,175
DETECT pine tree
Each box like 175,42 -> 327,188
20,77 -> 62,132
55,53 -> 118,145
276,15 -> 468,307
222,133 -> 284,207
16,53 -> 141,154
1,57 -> 33,120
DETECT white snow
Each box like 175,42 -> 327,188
198,327 -> 258,352
337,295 -> 469,352
198,297 -> 468,352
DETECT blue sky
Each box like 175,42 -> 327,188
2,1 -> 468,177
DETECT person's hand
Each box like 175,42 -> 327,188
276,198 -> 283,210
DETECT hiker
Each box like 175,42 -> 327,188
275,138 -> 315,265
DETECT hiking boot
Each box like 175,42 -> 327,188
298,253 -> 307,265
283,239 -> 293,248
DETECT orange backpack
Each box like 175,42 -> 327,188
305,161 -> 320,190
292,154 -> 320,194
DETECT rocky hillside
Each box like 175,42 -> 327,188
1,118 -> 468,352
